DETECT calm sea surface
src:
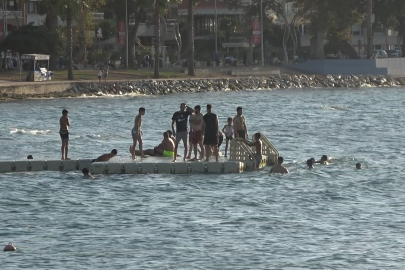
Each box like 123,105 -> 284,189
1,88 -> 405,269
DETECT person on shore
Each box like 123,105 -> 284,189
103,67 -> 108,83
131,107 -> 147,160
270,156 -> 289,174
27,155 -> 33,160
189,105 -> 204,160
82,168 -> 94,179
98,69 -> 103,83
92,149 -> 117,163
215,51 -> 220,67
242,133 -> 263,168
307,158 -> 314,169
233,107 -> 248,139
131,132 -> 175,157
222,117 -> 234,157
59,109 -> 70,160
203,104 -> 219,162
172,103 -> 195,162
315,155 -> 328,165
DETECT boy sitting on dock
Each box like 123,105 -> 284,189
242,133 -> 262,168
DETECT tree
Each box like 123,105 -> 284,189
292,0 -> 365,59
187,0 -> 195,76
106,0 -> 149,68
0,24 -> 60,55
375,0 -> 405,54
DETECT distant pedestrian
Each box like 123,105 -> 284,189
215,52 -> 220,67
98,69 -> 102,83
103,67 -> 108,83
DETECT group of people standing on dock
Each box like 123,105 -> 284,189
58,104 -> 250,164
129,103 -> 250,163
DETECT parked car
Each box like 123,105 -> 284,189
373,49 -> 388,58
387,49 -> 401,57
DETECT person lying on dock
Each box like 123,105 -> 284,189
130,132 -> 176,157
82,168 -> 94,179
92,149 -> 118,163
314,155 -> 328,165
270,156 -> 289,174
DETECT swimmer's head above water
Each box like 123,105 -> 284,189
356,162 -> 362,169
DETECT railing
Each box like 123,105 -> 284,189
251,133 -> 279,165
229,137 -> 269,170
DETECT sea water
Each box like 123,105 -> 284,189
1,88 -> 405,269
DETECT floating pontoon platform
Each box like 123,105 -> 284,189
0,134 -> 279,175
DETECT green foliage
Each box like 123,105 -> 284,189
135,46 -> 153,64
0,24 -> 61,55
97,19 -> 117,40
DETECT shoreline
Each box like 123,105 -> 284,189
1,74 -> 405,100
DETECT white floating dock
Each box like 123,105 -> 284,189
0,134 -> 279,175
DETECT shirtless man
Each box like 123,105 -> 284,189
92,149 -> 118,163
172,103 -> 194,162
270,156 -> 289,174
189,105 -> 205,160
243,133 -> 263,168
130,107 -> 146,160
233,107 -> 248,139
59,109 -> 70,160
132,132 -> 175,157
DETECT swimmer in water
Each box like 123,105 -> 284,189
356,163 -> 362,169
270,156 -> 289,174
307,158 -> 314,169
315,155 -> 328,165
82,168 -> 94,179
27,155 -> 33,159
92,149 -> 117,163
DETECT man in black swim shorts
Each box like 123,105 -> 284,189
203,104 -> 219,162
59,109 -> 70,160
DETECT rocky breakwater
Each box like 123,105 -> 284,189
62,75 -> 405,96
2,74 -> 405,99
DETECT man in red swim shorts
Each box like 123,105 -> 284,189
189,105 -> 204,160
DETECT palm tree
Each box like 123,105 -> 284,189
154,1 -> 161,78
187,0 -> 195,76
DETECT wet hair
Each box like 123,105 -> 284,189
82,168 -> 89,175
227,117 -> 232,121
278,156 -> 284,164
111,149 -> 118,155
167,130 -> 173,136
195,105 -> 201,110
207,104 -> 212,109
163,132 -> 169,138
62,109 -> 68,115
307,159 -> 313,167
321,155 -> 328,161
139,107 -> 146,112
356,162 -> 361,169
27,155 -> 33,159
237,107 -> 243,111
254,133 -> 261,139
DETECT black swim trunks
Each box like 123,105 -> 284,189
59,130 -> 69,141
204,135 -> 218,146
237,130 -> 246,139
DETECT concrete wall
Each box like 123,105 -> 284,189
0,82 -> 79,96
293,58 -> 405,76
